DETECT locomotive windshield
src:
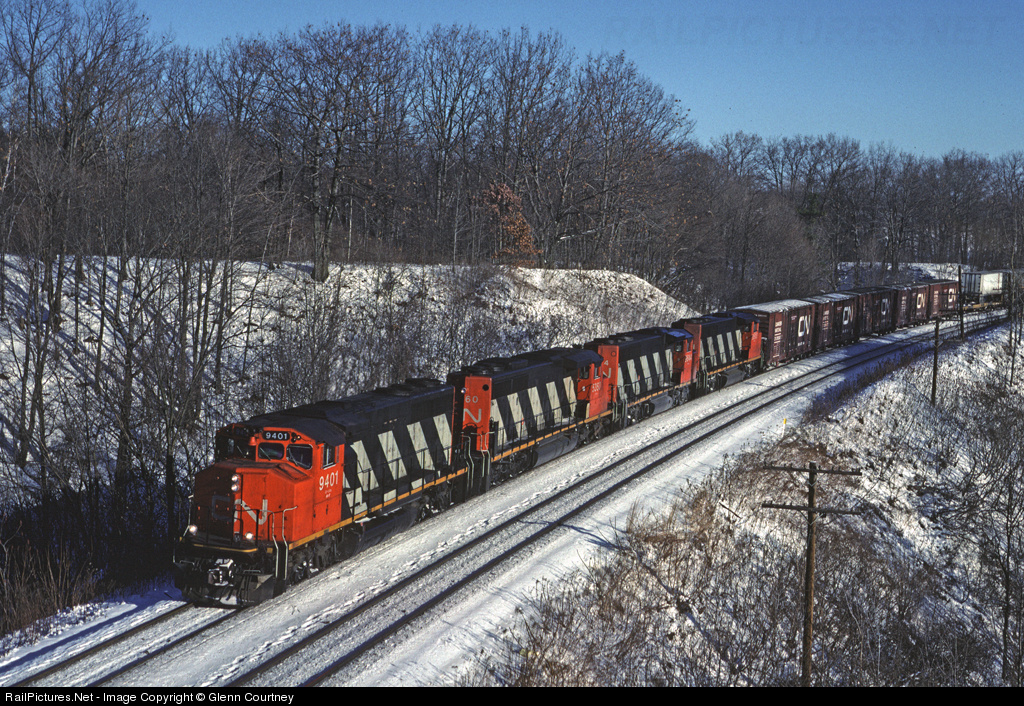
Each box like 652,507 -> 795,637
253,442 -> 313,469
214,435 -> 255,462
286,444 -> 313,470
258,442 -> 285,461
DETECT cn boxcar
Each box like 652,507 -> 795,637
924,279 -> 959,319
844,287 -> 897,336
908,283 -> 932,325
730,299 -> 814,367
801,295 -> 839,351
893,285 -> 912,328
821,292 -> 858,345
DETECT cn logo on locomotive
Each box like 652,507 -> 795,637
209,495 -> 269,526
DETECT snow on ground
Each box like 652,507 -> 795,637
0,259 -> 694,682
0,256 -> 1008,686
839,260 -> 965,287
453,318 -> 1020,686
3,315 -> 998,686
0,586 -> 180,678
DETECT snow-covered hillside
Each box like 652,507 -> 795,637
467,320 -> 1023,686
0,259 -> 697,480
0,257 -> 695,650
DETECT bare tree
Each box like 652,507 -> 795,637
409,25 -> 491,264
265,23 -> 364,281
929,150 -> 992,266
0,0 -> 70,140
482,28 -> 571,194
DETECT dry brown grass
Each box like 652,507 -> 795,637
461,439 -> 990,686
0,538 -> 99,645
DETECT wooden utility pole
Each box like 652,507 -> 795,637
761,462 -> 862,687
932,317 -> 941,406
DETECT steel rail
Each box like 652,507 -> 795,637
228,313 -> 1005,687
8,603 -> 194,687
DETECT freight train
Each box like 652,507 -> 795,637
174,278 -> 966,606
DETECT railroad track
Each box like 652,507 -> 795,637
222,313 -> 1005,687
8,603 -> 244,687
16,312 -> 1001,687
7,603 -> 193,687
86,608 -> 243,687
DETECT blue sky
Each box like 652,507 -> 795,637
135,0 -> 1023,158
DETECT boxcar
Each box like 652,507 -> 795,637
875,286 -> 898,333
801,295 -> 834,351
908,282 -> 932,325
822,292 -> 858,344
925,279 -> 960,318
846,287 -> 898,335
730,299 -> 815,367
893,285 -> 912,328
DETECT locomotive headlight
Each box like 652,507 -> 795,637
231,474 -> 240,483
231,483 -> 239,492
188,524 -> 198,535
245,532 -> 254,541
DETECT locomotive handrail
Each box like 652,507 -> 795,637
271,512 -> 281,583
252,504 -> 298,545
181,494 -> 195,539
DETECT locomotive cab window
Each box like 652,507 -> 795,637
258,442 -> 284,461
287,444 -> 313,470
323,444 -> 337,468
215,436 -> 254,462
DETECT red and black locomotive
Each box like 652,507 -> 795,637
174,278 -> 962,605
